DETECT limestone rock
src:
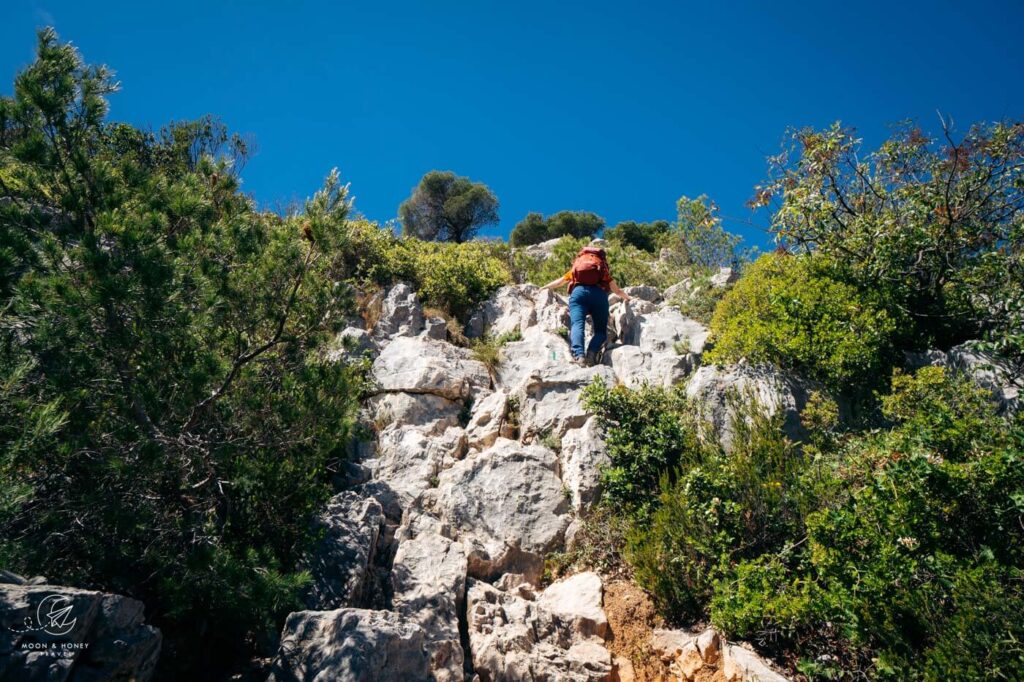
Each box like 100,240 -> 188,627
435,439 -> 571,584
495,328 -> 575,392
326,326 -> 378,363
391,513 -> 468,682
685,363 -> 811,451
721,644 -> 790,682
365,391 -> 462,435
466,578 -> 612,682
603,344 -> 695,389
366,424 -> 466,508
268,608 -> 431,682
536,572 -> 608,639
423,316 -> 448,340
710,267 -> 739,287
373,282 -> 424,340
0,583 -> 161,682
560,417 -> 610,511
372,336 -> 490,400
305,491 -> 384,610
636,308 -> 709,356
623,285 -> 661,303
465,390 -> 509,451
516,363 -> 617,441
522,237 -> 563,261
662,279 -> 694,301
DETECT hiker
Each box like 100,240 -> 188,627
542,242 -> 631,366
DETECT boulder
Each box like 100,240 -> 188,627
305,491 -> 385,610
464,390 -> 509,451
710,267 -> 739,288
365,392 -> 462,435
651,628 -> 788,681
560,418 -> 610,511
326,326 -> 378,362
516,363 -> 617,441
366,425 -> 466,508
373,282 -> 424,340
662,279 -> 694,302
466,285 -> 569,340
268,608 -> 431,682
423,316 -> 448,340
391,513 -> 468,682
609,301 -> 638,346
495,328 -> 575,393
0,583 -> 161,682
603,344 -> 695,389
434,439 -> 571,584
623,285 -> 661,303
721,644 -> 790,682
371,336 -> 490,400
522,237 -> 564,261
466,578 -> 612,682
685,364 -> 811,452
536,572 -> 608,639
636,308 -> 709,356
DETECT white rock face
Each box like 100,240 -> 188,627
391,513 -> 468,682
434,438 -> 571,584
466,577 -> 612,682
365,391 -> 461,434
516,364 -> 618,441
560,417 -> 610,511
286,277 -> 794,682
373,282 -> 425,339
710,266 -> 739,288
269,608 -> 432,682
326,326 -> 378,362
366,424 -> 466,508
465,389 -> 509,451
685,363 -> 811,452
372,336 -> 491,400
651,628 -> 789,682
636,307 -> 709,355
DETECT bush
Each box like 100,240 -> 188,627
514,235 -> 688,290
710,367 -> 1024,679
627,400 -> 807,621
581,380 -> 702,515
411,239 -> 511,319
603,219 -> 671,253
707,253 -> 901,394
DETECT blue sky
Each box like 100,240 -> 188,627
2,1 -> 1022,247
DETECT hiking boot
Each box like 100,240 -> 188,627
570,355 -> 586,367
584,351 -> 598,367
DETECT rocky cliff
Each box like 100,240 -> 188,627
269,274 -> 795,682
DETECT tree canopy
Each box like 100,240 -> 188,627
603,219 -> 671,252
398,170 -> 499,242
0,29 -> 362,678
509,209 -> 605,246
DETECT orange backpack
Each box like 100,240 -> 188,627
571,247 -> 610,286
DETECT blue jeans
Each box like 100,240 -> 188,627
568,285 -> 609,359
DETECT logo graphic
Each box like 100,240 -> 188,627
11,594 -> 78,636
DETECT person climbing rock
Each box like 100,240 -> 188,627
542,241 -> 631,366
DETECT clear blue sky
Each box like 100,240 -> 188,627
2,1 -> 1023,247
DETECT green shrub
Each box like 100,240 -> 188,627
411,239 -> 511,319
581,379 -> 702,514
707,253 -> 901,394
627,401 -> 807,621
710,367 -> 1024,679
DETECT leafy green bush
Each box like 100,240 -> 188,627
411,239 -> 511,319
710,368 -> 1024,679
582,379 -> 702,515
509,210 -> 604,246
707,253 -> 901,394
514,235 -> 688,290
627,400 -> 808,621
